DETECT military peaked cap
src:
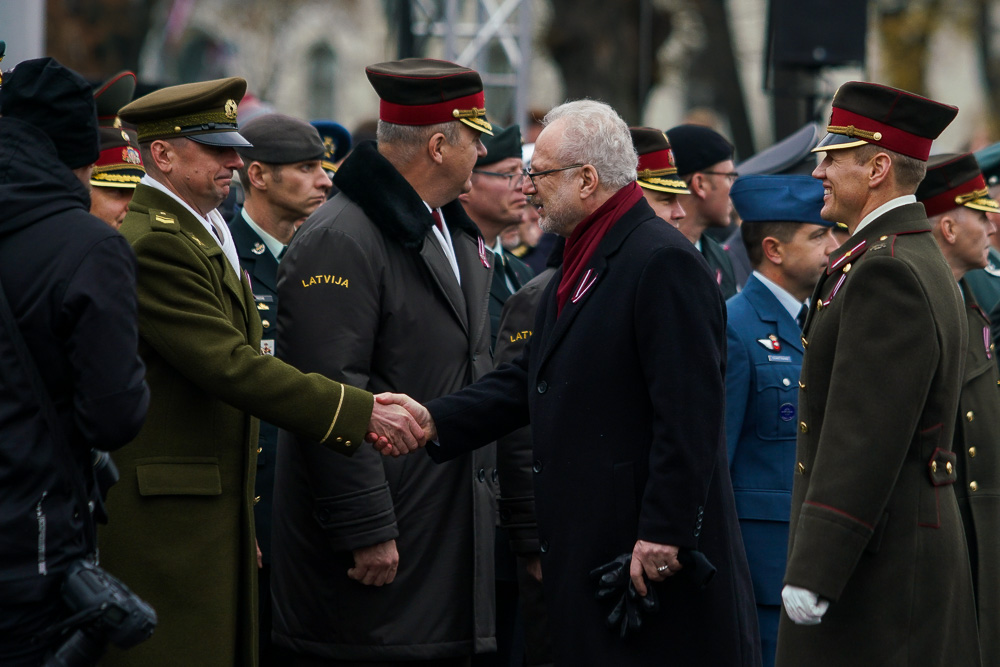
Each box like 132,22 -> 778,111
0,57 -> 99,169
813,81 -> 958,161
311,120 -> 352,172
476,124 -> 522,167
237,114 -> 324,164
91,71 -> 144,188
665,124 -> 734,176
730,174 -> 831,226
629,127 -> 689,194
916,153 -> 1000,217
366,58 -> 493,135
738,122 -> 822,176
118,77 -> 251,147
93,71 -> 136,129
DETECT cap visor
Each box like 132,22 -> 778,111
189,131 -> 253,148
638,177 -> 690,195
965,197 -> 1000,214
459,117 -> 494,136
811,133 -> 868,153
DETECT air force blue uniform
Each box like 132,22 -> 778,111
725,173 -> 831,667
725,277 -> 802,666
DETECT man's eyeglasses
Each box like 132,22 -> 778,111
699,170 -> 739,184
522,164 -> 585,189
472,170 -> 525,190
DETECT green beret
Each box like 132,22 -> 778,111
118,77 -> 251,147
237,114 -> 324,164
476,124 -> 522,167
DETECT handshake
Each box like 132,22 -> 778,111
364,393 -> 438,456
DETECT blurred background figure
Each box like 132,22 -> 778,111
630,126 -> 689,226
311,119 -> 353,198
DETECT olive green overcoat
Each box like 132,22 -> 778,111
777,203 -> 982,666
955,280 -> 1000,662
99,183 -> 372,667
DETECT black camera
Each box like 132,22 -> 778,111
42,559 -> 156,667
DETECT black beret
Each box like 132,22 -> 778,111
476,124 -> 522,167
0,57 -> 99,169
665,124 -> 734,176
237,114 -> 325,164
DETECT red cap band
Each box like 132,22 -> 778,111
829,107 -> 934,161
379,91 -> 486,126
95,144 -> 143,170
921,173 -> 988,217
637,149 -> 677,173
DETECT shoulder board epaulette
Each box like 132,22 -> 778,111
867,234 -> 893,254
149,210 -> 180,232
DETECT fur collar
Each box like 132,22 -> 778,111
333,141 -> 482,249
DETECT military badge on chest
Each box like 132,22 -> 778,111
757,334 -> 781,352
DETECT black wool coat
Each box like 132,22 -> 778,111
427,196 -> 761,666
272,142 -> 497,661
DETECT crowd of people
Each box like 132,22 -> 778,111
1,51 -> 998,667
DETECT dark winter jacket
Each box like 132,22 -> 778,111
0,118 -> 149,604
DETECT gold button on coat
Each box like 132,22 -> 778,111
257,447 -> 262,454
800,421 -> 808,433
801,336 -> 808,348
797,462 -> 805,474
253,496 -> 261,505
967,411 -> 975,422
970,447 -> 977,457
262,320 -> 270,328
842,263 -> 852,273
946,461 -> 953,474
798,381 -> 806,390
971,481 -> 979,492
931,461 -> 938,473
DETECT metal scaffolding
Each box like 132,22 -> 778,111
405,0 -> 534,130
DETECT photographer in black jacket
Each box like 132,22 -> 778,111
0,58 -> 150,666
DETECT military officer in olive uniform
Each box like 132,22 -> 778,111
229,113 -> 333,666
98,78 -> 423,667
917,152 -> 1000,662
776,82 -> 981,667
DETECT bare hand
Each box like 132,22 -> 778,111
366,393 -> 437,454
367,395 -> 425,456
347,539 -> 399,586
630,539 -> 681,596
525,555 -> 542,583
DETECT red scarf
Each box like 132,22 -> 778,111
557,181 -> 643,315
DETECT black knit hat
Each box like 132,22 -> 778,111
665,124 -> 734,177
0,57 -> 100,169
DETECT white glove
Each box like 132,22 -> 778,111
781,585 -> 830,625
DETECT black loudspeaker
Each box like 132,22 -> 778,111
769,0 -> 868,68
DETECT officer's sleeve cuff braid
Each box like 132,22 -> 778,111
318,384 -> 374,456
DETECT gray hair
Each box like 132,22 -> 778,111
376,120 -> 461,163
543,100 -> 637,190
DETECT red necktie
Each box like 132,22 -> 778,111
431,209 -> 444,232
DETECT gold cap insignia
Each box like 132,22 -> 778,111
225,99 -> 238,120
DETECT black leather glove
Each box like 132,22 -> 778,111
589,553 -> 660,640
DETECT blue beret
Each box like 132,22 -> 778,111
730,174 -> 832,226
311,120 -> 353,170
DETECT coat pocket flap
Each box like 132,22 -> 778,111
136,459 -> 222,496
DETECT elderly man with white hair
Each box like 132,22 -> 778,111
379,99 -> 761,665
